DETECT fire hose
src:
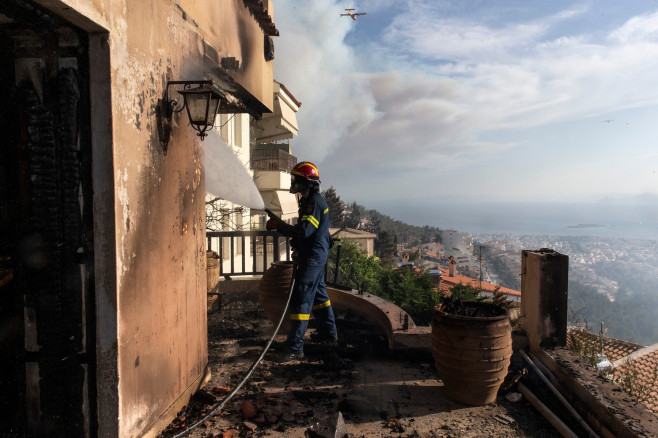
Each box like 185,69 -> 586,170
172,261 -> 297,438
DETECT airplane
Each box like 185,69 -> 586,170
340,8 -> 366,20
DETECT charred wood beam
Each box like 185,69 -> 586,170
243,0 -> 279,36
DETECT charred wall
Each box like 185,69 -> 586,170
0,0 -> 95,435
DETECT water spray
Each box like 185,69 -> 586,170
204,131 -> 266,210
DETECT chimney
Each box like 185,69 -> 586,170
449,256 -> 457,277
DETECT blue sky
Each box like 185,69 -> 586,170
273,0 -> 658,204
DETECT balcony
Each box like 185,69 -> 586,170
251,145 -> 299,221
251,145 -> 297,172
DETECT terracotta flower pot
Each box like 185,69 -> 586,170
257,261 -> 295,332
206,251 -> 220,290
431,301 -> 512,406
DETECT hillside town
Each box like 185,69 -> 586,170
346,213 -> 658,306
392,229 -> 521,301
471,233 -> 658,299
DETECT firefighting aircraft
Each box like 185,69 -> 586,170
340,8 -> 366,20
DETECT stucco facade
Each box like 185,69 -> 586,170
0,0 -> 275,436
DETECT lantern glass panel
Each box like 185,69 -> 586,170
205,94 -> 221,126
185,89 -> 212,124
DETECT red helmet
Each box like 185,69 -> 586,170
291,161 -> 320,182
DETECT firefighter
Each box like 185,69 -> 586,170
266,161 -> 338,360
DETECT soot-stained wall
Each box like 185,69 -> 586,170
31,0 -> 274,436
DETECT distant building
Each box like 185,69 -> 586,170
440,230 -> 463,249
462,267 -> 481,279
422,242 -> 445,259
330,227 -> 377,256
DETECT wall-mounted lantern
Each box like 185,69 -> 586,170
158,80 -> 225,154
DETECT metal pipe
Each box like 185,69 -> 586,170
518,382 -> 579,438
173,263 -> 298,438
520,350 -> 599,438
528,351 -> 555,379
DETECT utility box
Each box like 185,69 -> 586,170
521,249 -> 569,348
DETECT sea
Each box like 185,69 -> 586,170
369,198 -> 658,241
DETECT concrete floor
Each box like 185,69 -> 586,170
158,286 -> 562,438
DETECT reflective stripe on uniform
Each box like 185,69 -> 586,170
290,313 -> 310,320
312,300 -> 331,311
323,208 -> 329,214
302,215 -> 319,228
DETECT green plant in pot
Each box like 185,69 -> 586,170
431,286 -> 513,406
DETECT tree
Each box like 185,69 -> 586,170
376,230 -> 396,267
378,267 -> 438,325
364,212 -> 381,235
328,239 -> 381,293
420,226 -> 432,244
409,248 -> 422,264
343,201 -> 362,229
323,186 -> 344,227
327,237 -> 439,326
446,283 -> 482,301
205,196 -> 247,231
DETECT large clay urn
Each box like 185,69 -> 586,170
431,301 -> 512,406
258,261 -> 295,332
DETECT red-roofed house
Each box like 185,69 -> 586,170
437,266 -> 522,302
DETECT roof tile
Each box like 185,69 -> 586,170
438,267 -> 521,297
567,329 -> 658,415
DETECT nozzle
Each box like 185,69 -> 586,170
264,208 -> 282,222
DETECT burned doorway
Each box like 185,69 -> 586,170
0,0 -> 95,435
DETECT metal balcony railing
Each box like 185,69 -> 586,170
206,231 -> 349,288
250,148 -> 297,172
206,230 -> 293,278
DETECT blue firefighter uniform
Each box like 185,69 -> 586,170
276,191 -> 337,352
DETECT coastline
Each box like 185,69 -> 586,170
369,200 -> 658,241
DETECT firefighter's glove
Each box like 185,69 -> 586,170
266,219 -> 279,231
